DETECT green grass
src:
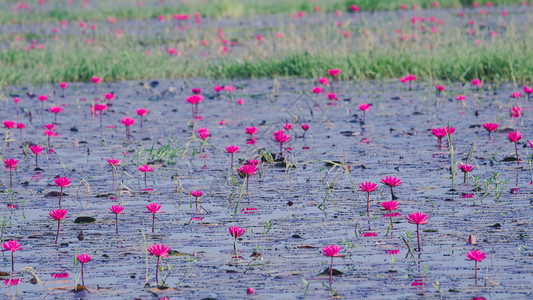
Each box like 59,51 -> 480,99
3,0 -> 526,25
1,1 -> 531,85
1,37 -> 531,85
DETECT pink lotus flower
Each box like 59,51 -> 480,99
381,176 -> 402,200
466,249 -> 486,282
37,95 -> 48,102
511,91 -> 522,98
431,128 -> 447,148
458,164 -> 474,183
318,77 -> 328,85
30,144 -> 44,166
359,103 -> 371,111
406,212 -> 429,251
51,272 -> 69,279
4,158 -> 18,170
49,106 -> 63,114
197,127 -> 210,140
226,145 -> 239,153
190,190 -> 205,211
76,254 -> 92,286
49,209 -> 68,244
107,158 -> 120,166
229,226 -> 245,259
456,94 -> 466,101
54,177 -> 70,206
121,117 -> 135,138
136,108 -> 148,127
91,76 -> 101,84
224,85 -> 235,92
245,126 -> 258,137
3,279 -> 21,286
59,82 -> 68,89
510,106 -> 522,118
3,120 -> 16,129
226,145 -> 239,169
273,130 -> 291,153
146,203 -> 164,233
328,69 -> 341,77
148,244 -> 170,285
301,124 -> 310,137
361,232 -> 378,237
109,205 -> 124,234
4,158 -> 17,190
508,131 -> 522,165
358,103 -> 371,123
238,164 -> 258,192
311,87 -> 323,94
381,201 -> 399,229
482,122 -> 498,136
471,78 -> 481,87
139,164 -> 153,187
16,122 -> 24,133
322,244 -> 342,285
359,182 -> 378,213
2,240 -> 22,272
104,93 -> 114,101
214,85 -> 223,93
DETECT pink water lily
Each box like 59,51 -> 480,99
507,131 -> 522,165
145,203 -> 164,232
381,176 -> 402,200
322,245 -> 342,286
2,240 -> 22,272
381,201 -> 399,229
148,244 -> 170,285
229,226 -> 245,260
466,249 -> 486,283
405,212 -> 429,251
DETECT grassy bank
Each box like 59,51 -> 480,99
1,0 -> 531,86
1,38 -> 531,85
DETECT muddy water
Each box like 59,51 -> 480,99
0,78 -> 532,298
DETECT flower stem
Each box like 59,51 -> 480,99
59,186 -> 63,206
416,224 -> 421,251
152,213 -> 155,233
233,237 -> 239,260
515,142 -> 520,165
156,256 -> 160,285
81,263 -> 85,286
366,192 -> 370,213
56,220 -> 60,244
474,261 -> 477,282
329,256 -> 334,286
